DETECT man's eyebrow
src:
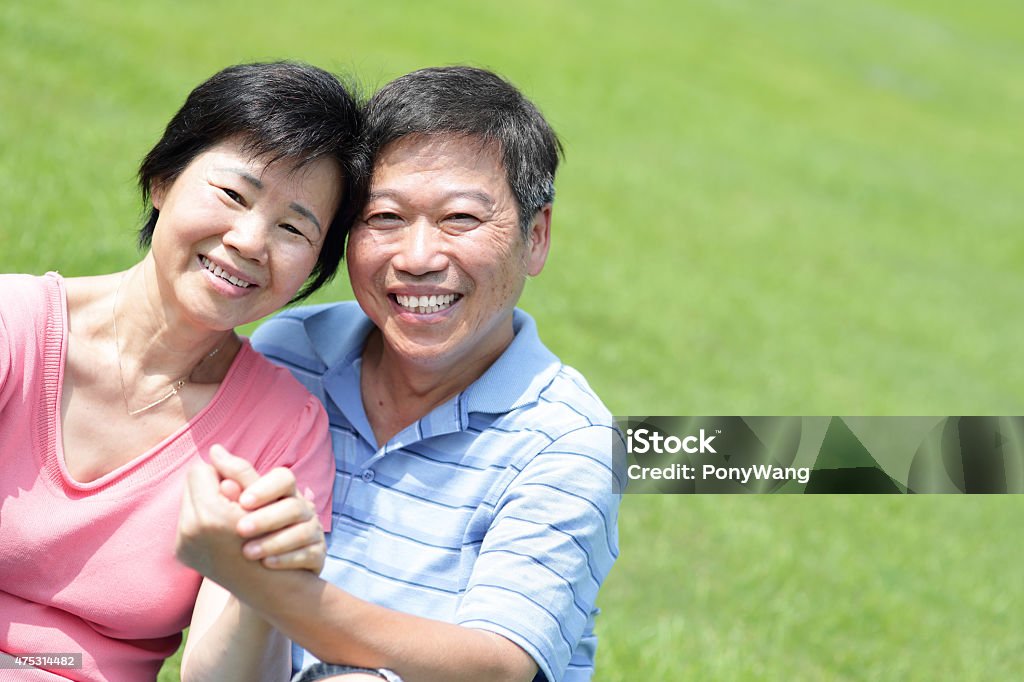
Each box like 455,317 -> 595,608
368,189 -> 495,206
214,167 -> 264,189
290,202 -> 322,233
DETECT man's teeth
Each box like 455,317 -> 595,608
395,293 -> 458,313
201,256 -> 252,288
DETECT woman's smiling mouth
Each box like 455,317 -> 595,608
199,255 -> 255,289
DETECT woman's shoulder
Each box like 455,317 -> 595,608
217,341 -> 330,471
0,271 -> 58,295
0,272 -> 63,322
231,339 -> 324,414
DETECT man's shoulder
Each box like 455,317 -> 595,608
491,360 -> 615,452
255,300 -> 364,336
547,363 -> 612,418
475,309 -> 611,433
250,301 -> 367,375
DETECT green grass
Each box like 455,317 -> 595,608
2,1 -> 1022,680
604,495 -> 1024,681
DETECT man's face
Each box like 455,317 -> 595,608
347,135 -> 550,374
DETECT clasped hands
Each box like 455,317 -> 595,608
176,444 -> 325,586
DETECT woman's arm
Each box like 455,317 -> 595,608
181,579 -> 290,682
179,447 -> 326,682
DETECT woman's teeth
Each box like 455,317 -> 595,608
201,256 -> 252,288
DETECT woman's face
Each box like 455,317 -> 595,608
147,139 -> 342,331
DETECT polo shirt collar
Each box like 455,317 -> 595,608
463,309 -> 561,414
305,304 -> 561,444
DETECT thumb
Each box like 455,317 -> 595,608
179,461 -> 225,538
185,461 -> 226,510
209,444 -> 261,490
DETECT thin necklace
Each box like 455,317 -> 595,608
112,271 -> 230,417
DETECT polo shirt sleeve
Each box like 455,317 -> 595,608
250,312 -> 301,358
455,424 -> 622,682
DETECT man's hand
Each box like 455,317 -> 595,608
217,445 -> 326,573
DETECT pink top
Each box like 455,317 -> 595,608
0,273 -> 335,681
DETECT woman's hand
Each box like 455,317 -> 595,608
209,444 -> 327,574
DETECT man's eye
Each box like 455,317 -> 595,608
222,188 -> 245,206
442,213 -> 481,228
366,212 -> 403,227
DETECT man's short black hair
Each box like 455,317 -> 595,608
362,66 -> 562,235
138,61 -> 365,302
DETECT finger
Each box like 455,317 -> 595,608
219,478 -> 243,502
237,467 -> 297,511
185,462 -> 247,531
260,542 -> 326,574
209,444 -> 261,490
177,462 -> 233,570
242,515 -> 322,560
187,461 -> 227,511
236,495 -> 313,539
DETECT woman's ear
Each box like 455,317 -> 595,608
150,180 -> 167,210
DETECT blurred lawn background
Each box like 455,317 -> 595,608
2,0 -> 1023,679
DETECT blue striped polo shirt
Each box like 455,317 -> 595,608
251,302 -> 622,682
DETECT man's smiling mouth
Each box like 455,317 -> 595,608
393,293 -> 461,314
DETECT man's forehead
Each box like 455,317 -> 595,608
374,133 -> 503,172
367,133 -> 514,206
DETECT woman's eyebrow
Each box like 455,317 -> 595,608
214,167 -> 263,188
214,168 -> 321,233
290,202 -> 322,233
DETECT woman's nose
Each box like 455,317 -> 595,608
222,215 -> 269,263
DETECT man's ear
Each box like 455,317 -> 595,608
525,204 -> 552,277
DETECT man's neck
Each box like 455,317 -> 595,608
359,329 -> 511,448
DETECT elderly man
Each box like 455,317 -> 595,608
178,66 -> 621,682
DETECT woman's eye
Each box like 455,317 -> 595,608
280,223 -> 310,240
222,188 -> 245,206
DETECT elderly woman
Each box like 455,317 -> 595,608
0,62 -> 363,680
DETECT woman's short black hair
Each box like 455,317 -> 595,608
138,61 -> 365,302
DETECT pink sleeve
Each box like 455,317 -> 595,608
259,395 -> 336,531
0,304 -> 9,399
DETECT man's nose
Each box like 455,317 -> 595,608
392,220 -> 448,275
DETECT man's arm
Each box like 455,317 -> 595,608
227,570 -> 537,682
179,425 -> 620,682
176,449 -> 537,682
